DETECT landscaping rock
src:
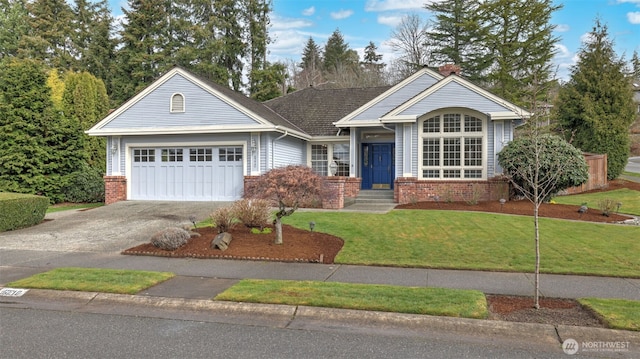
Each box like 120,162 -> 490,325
212,232 -> 233,251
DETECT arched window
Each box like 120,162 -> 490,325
419,110 -> 486,180
170,93 -> 185,113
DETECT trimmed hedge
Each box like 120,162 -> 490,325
0,192 -> 49,232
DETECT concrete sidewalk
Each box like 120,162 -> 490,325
1,249 -> 639,301
2,249 -> 640,355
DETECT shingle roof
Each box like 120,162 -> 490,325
264,86 -> 391,136
179,67 -> 308,135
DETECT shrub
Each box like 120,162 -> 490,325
210,206 -> 238,233
232,199 -> 272,230
0,192 -> 49,231
150,227 -> 190,250
63,166 -> 105,203
597,198 -> 617,217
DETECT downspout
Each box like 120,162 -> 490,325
271,129 -> 288,169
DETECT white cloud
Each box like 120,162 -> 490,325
330,9 -> 354,20
270,15 -> 313,31
302,6 -> 315,16
617,0 -> 640,6
553,44 -> 571,59
580,32 -> 595,45
377,15 -> 404,27
365,0 -> 426,12
555,24 -> 570,32
627,11 -> 640,24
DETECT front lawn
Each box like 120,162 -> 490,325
552,188 -> 640,216
579,298 -> 640,331
283,210 -> 640,277
7,267 -> 174,294
215,279 -> 488,319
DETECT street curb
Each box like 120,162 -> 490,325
5,288 -> 639,346
294,306 -> 559,344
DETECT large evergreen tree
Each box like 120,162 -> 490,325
24,0 -> 75,68
0,59 -> 83,202
296,37 -> 324,87
425,0 -> 489,83
554,20 -> 636,179
0,0 -> 30,59
480,0 -> 561,106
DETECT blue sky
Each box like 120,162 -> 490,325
109,0 -> 640,81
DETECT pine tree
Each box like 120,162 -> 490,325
246,0 -> 271,94
250,62 -> 286,101
113,0 -> 172,103
73,0 -> 115,90
0,0 -> 30,59
425,0 -> 489,83
554,20 -> 636,179
480,0 -> 561,106
25,0 -> 75,68
323,29 -> 353,72
361,41 -> 387,86
297,37 -> 323,87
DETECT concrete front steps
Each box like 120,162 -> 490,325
343,190 -> 396,213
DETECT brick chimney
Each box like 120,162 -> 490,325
438,64 -> 461,76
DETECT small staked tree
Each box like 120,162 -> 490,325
245,165 -> 322,245
498,126 -> 588,308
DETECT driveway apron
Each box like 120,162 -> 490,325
0,201 -> 226,253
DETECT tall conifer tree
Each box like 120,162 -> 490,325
555,20 -> 636,179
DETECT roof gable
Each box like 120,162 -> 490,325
383,76 -> 531,121
87,67 -> 307,138
335,68 -> 443,125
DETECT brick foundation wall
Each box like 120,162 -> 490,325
321,177 -> 346,209
394,177 -> 510,204
344,177 -> 362,198
104,176 -> 127,204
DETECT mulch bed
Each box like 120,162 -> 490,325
487,295 -> 604,327
122,224 -> 344,264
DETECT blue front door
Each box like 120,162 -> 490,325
361,143 -> 394,189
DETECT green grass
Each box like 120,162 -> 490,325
47,202 -> 104,213
578,298 -> 640,331
7,267 -> 174,294
283,210 -> 640,277
622,171 -> 640,178
215,279 -> 488,318
552,188 -> 640,216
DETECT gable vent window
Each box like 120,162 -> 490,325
170,93 -> 185,113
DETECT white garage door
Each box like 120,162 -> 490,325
130,146 -> 244,201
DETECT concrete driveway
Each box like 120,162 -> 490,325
626,156 -> 640,173
0,201 -> 228,253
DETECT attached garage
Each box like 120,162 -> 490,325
129,146 -> 244,201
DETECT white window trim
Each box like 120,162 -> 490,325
170,93 -> 185,113
307,141 -> 350,176
418,109 -> 488,180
